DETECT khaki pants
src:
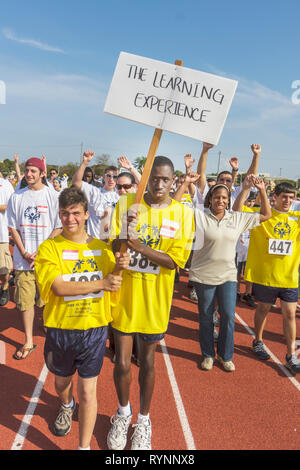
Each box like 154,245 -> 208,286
0,243 -> 13,276
14,270 -> 44,311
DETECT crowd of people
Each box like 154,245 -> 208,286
0,143 -> 299,451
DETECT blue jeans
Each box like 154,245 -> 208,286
194,282 -> 237,362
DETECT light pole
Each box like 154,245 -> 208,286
217,151 -> 221,174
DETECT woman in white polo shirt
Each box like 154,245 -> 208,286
189,175 -> 271,372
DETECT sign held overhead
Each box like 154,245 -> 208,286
104,52 -> 238,145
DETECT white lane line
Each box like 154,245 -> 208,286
0,340 -> 6,364
159,339 -> 196,450
235,313 -> 300,392
11,363 -> 49,450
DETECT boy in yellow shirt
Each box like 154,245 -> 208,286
234,181 -> 300,374
35,187 -> 129,450
107,156 -> 194,450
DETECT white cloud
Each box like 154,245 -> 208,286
2,28 -> 65,54
202,63 -> 300,128
7,72 -> 105,105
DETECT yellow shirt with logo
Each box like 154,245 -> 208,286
180,193 -> 193,209
35,235 -> 116,329
244,207 -> 300,288
109,194 -> 194,334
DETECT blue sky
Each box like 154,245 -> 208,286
0,0 -> 300,179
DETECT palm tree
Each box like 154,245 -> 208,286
133,156 -> 147,172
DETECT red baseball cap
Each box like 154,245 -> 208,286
25,157 -> 46,172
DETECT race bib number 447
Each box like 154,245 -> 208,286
268,239 -> 293,256
62,271 -> 104,301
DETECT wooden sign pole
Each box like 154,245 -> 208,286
115,60 -> 183,271
133,60 -> 183,205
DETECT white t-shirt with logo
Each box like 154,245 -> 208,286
7,185 -> 61,270
0,178 -> 14,242
101,188 -> 119,209
81,181 -> 106,239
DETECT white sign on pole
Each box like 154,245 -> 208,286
104,52 -> 238,145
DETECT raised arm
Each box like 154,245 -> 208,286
118,156 -> 141,184
13,153 -> 22,182
196,142 -> 214,193
229,156 -> 239,186
252,177 -> 272,222
232,174 -> 271,222
72,150 -> 95,189
173,172 -> 200,203
184,154 -> 196,197
232,174 -> 254,212
41,155 -> 47,177
245,144 -> 261,176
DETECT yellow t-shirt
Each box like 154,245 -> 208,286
180,193 -> 193,209
35,235 -> 116,329
109,193 -> 194,334
244,207 -> 300,288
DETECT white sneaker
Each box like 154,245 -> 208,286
201,357 -> 214,370
107,411 -> 132,450
217,355 -> 235,372
131,419 -> 152,450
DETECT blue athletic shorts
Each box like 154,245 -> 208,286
111,327 -> 165,343
252,283 -> 299,304
44,326 -> 108,378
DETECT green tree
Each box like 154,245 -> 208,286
0,158 -> 15,175
133,156 -> 147,172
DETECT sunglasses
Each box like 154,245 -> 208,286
117,183 -> 133,190
105,173 -> 117,179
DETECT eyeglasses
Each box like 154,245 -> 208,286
117,183 -> 133,190
50,172 -> 57,175
105,173 -> 117,179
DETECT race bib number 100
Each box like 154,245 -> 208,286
62,270 -> 104,301
127,249 -> 160,274
268,239 -> 293,256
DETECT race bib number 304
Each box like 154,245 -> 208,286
62,271 -> 104,301
268,239 -> 293,256
127,249 -> 160,274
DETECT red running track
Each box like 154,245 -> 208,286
0,272 -> 299,451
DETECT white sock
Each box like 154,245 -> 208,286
78,446 -> 90,450
118,402 -> 131,416
63,397 -> 74,408
137,412 -> 150,423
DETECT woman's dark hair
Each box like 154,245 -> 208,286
204,183 -> 230,209
117,172 -> 135,185
83,166 -> 101,187
20,176 -> 28,189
